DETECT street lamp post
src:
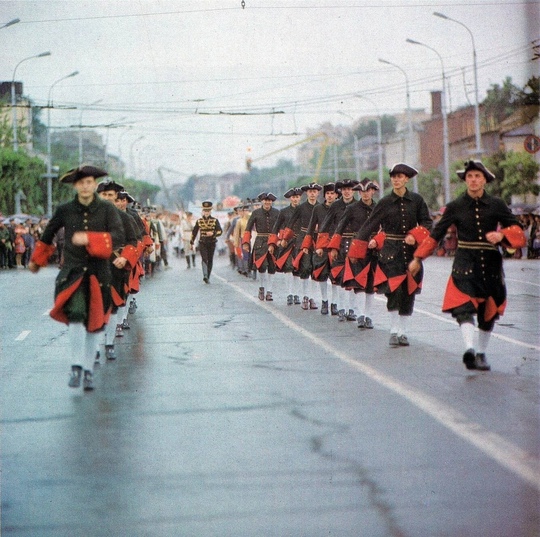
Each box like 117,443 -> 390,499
11,51 -> 51,151
46,70 -> 79,216
378,58 -> 417,193
1,18 -> 20,29
355,94 -> 384,199
433,12 -> 482,157
406,38 -> 451,204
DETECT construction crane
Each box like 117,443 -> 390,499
157,166 -> 188,210
246,132 -> 330,182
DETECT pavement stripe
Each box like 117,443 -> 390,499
217,274 -> 540,491
15,330 -> 31,341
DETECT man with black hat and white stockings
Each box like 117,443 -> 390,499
242,192 -> 280,300
302,182 -> 339,314
268,187 -> 302,304
190,201 -> 223,283
316,178 -> 359,320
28,165 -> 124,391
409,160 -> 526,371
349,164 -> 432,347
281,183 -> 322,310
329,178 -> 379,328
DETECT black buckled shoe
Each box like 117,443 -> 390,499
398,335 -> 410,346
265,291 -> 273,301
474,353 -> 491,371
320,300 -> 329,315
463,348 -> 476,370
337,309 -> 346,322
83,370 -> 94,391
389,333 -> 399,347
346,309 -> 357,321
301,296 -> 309,310
105,344 -> 116,360
287,294 -> 293,305
330,303 -> 338,316
115,324 -> 123,338
364,317 -> 374,329
294,295 -> 301,305
121,319 -> 130,330
258,287 -> 265,301
95,350 -> 101,364
68,365 -> 83,388
357,315 -> 365,328
309,298 -> 318,310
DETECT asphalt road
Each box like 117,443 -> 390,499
1,253 -> 539,537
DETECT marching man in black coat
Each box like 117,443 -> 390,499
242,192 -> 280,301
191,201 -> 223,284
29,166 -> 124,390
410,160 -> 526,371
349,164 -> 432,347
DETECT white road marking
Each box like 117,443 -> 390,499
217,274 -> 540,491
15,330 -> 31,341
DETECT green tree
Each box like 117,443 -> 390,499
482,77 -> 522,123
498,151 -> 540,203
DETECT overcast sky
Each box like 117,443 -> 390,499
1,0 -> 539,184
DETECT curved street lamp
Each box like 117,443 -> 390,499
406,38 -> 451,204
46,70 -> 79,215
1,18 -> 20,29
11,51 -> 51,151
378,58 -> 417,193
433,11 -> 482,157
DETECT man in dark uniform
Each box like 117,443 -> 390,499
316,178 -> 359,318
242,192 -> 280,301
329,178 -> 379,327
281,183 -> 322,310
96,180 -> 139,359
410,160 -> 526,371
29,165 -> 124,390
191,201 -> 223,283
268,187 -> 302,304
349,164 -> 432,347
302,182 -> 339,314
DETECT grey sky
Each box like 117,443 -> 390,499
2,0 -> 538,183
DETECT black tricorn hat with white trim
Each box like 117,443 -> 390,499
456,160 -> 496,183
389,163 -> 418,178
60,165 -> 108,184
257,192 -> 277,201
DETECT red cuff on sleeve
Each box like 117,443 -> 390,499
301,235 -> 313,249
242,231 -> 252,245
314,232 -> 330,249
327,234 -> 342,250
86,232 -> 113,259
348,239 -> 368,259
373,231 -> 386,249
408,226 -> 431,245
120,244 -> 139,269
282,227 -> 294,241
31,240 -> 56,266
268,234 -> 278,246
501,225 -> 526,248
414,236 -> 438,259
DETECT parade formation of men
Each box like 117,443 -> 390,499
29,160 -> 526,391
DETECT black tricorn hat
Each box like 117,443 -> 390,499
335,179 -> 359,189
117,190 -> 135,203
96,179 -> 125,193
323,182 -> 336,194
354,177 -> 379,192
389,163 -> 418,178
284,187 -> 303,198
257,192 -> 277,201
456,160 -> 496,183
201,200 -> 213,210
301,182 -> 322,192
60,165 -> 108,184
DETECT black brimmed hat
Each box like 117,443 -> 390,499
257,192 -> 277,201
354,177 -> 379,192
335,179 -> 359,189
60,165 -> 108,184
301,182 -> 322,192
456,160 -> 496,183
201,201 -> 213,210
284,187 -> 303,198
96,179 -> 125,193
389,163 -> 418,178
117,190 -> 135,203
323,182 -> 336,194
